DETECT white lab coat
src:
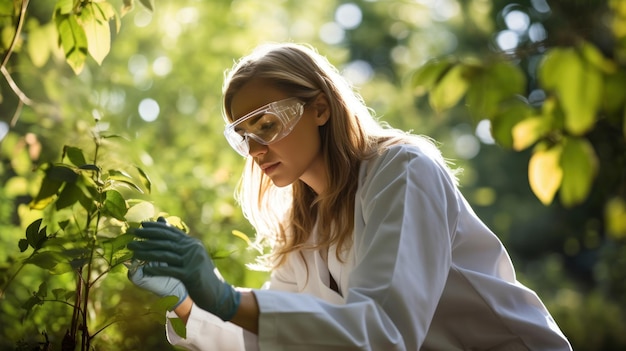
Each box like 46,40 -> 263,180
165,144 -> 572,350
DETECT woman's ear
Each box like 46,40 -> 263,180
312,94 -> 331,126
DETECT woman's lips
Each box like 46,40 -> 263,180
260,162 -> 279,174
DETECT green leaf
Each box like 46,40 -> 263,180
79,164 -> 100,172
114,251 -> 133,264
103,190 -> 128,221
465,61 -> 526,120
602,69 -> 626,114
31,175 -> 63,210
108,170 -> 143,193
411,57 -> 454,96
58,220 -> 70,230
48,164 -> 79,183
559,137 -> 598,207
55,183 -> 82,210
19,239 -> 29,252
52,288 -> 67,300
540,47 -> 602,135
22,296 -> 43,314
68,257 -> 89,271
54,0 -> 73,15
139,0 -> 155,12
25,218 -> 42,240
121,0 -> 134,16
429,64 -> 469,113
125,201 -> 155,223
169,317 -> 187,339
36,282 -> 48,299
55,13 -> 88,74
65,290 -> 76,301
579,41 -> 617,73
0,1 -> 14,15
135,166 -> 152,193
97,1 -> 121,33
491,99 -> 533,148
102,233 -> 135,260
64,146 -> 87,166
25,219 -> 47,250
79,3 -> 111,65
77,172 -> 99,204
25,251 -> 63,270
155,296 -> 179,312
528,143 -> 563,205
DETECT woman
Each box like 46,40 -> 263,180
128,42 -> 572,350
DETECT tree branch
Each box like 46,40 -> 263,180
1,0 -> 34,126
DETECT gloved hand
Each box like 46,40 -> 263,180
127,260 -> 188,310
127,218 -> 241,321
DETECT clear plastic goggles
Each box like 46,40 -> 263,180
224,97 -> 305,156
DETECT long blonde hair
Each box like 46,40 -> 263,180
222,43 -> 456,268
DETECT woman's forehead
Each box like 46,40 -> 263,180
230,79 -> 288,121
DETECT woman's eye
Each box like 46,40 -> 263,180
260,121 -> 276,131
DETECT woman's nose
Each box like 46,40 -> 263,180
247,138 -> 268,157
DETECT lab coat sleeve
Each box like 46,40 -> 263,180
163,260 -> 300,350
165,304 -> 253,351
252,145 -> 460,350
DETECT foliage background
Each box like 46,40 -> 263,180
1,0 -> 625,350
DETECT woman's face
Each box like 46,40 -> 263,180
230,78 -> 330,194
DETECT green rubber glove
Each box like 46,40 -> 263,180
128,218 -> 241,321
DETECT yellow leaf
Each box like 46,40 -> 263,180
232,230 -> 252,245
605,197 -> 626,239
490,99 -> 533,148
79,3 -> 111,65
529,145 -> 563,205
26,20 -> 51,68
5,177 -> 29,197
512,116 -> 549,151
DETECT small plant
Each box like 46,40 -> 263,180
1,127 -> 173,350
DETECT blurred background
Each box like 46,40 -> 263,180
1,0 -> 625,349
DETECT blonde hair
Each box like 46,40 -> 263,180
222,42 -> 456,268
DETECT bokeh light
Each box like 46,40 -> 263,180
138,98 -> 160,122
335,3 -> 362,30
0,121 -> 8,142
319,22 -> 345,44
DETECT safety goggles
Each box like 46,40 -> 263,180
224,97 -> 306,156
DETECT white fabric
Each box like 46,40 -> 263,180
166,144 -> 572,350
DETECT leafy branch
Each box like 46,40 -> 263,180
2,126 -> 164,350
0,0 -> 152,127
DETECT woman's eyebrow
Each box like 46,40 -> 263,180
235,113 -> 265,132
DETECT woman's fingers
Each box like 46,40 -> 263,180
129,244 -> 185,266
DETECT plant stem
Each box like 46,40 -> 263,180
69,267 -> 82,347
0,250 -> 36,299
